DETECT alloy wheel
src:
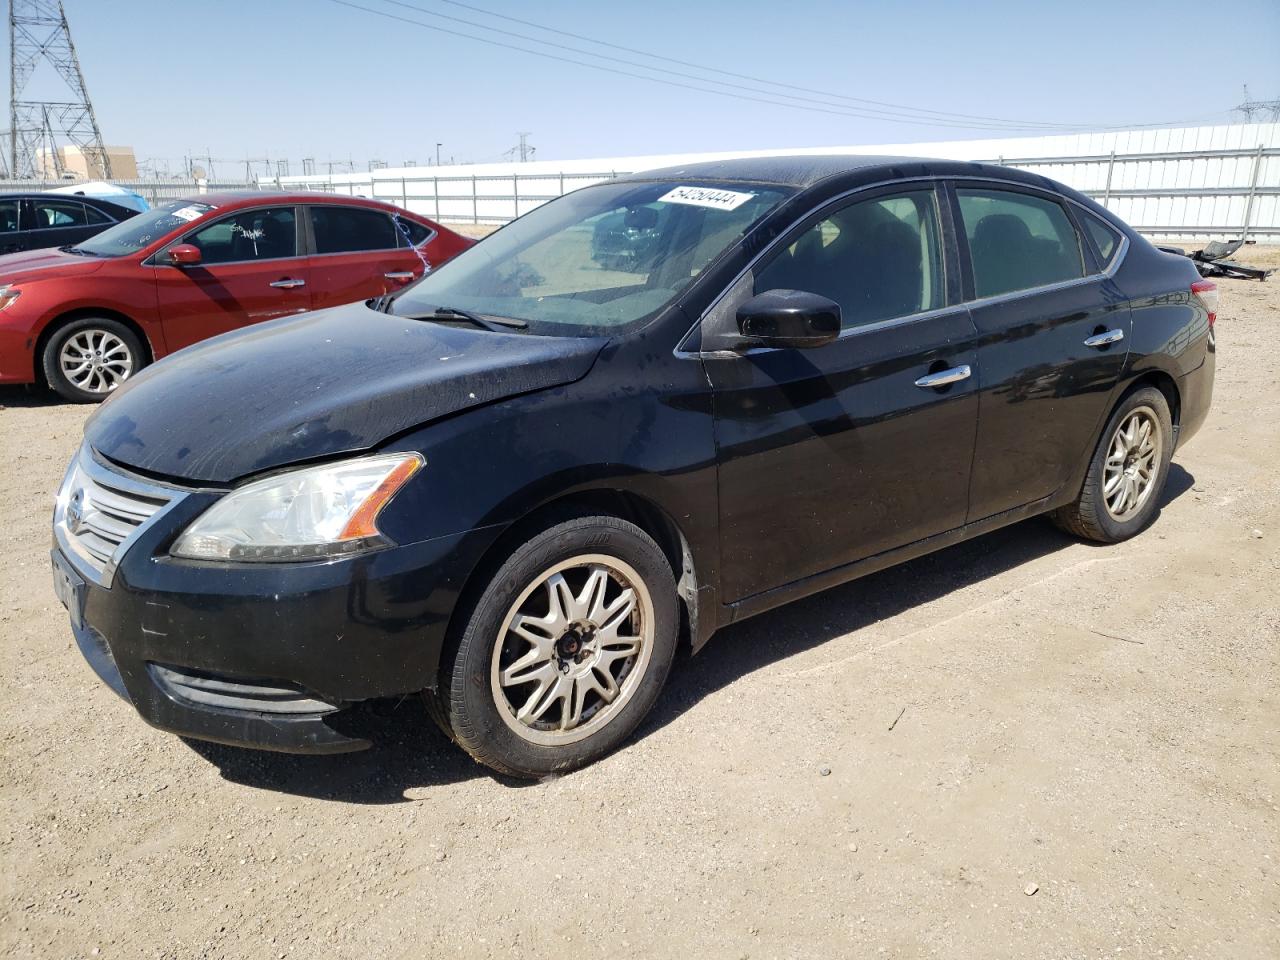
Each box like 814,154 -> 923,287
490,554 -> 654,746
58,329 -> 134,394
1103,405 -> 1162,521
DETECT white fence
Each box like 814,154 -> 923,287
274,123 -> 1280,242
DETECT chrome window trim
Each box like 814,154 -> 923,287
305,246 -> 423,261
53,446 -> 190,588
146,251 -> 308,269
26,221 -> 94,232
677,173 -> 1130,356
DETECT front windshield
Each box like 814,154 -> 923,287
73,200 -> 216,257
393,180 -> 790,335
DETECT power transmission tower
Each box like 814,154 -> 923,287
517,131 -> 533,162
1233,85 -> 1280,123
9,0 -> 111,179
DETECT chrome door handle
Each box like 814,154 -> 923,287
384,271 -> 416,281
914,364 -> 971,389
269,278 -> 305,289
1083,329 -> 1124,348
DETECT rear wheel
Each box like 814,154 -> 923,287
42,317 -> 144,403
436,515 -> 678,779
1051,386 -> 1174,543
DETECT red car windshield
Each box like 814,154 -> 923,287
71,200 -> 217,257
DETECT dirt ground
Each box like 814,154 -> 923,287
2,246 -> 1277,960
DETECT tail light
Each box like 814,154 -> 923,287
1191,279 -> 1218,328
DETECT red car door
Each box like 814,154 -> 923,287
154,205 -> 311,352
305,204 -> 427,309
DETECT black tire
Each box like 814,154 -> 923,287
1051,386 -> 1174,543
437,515 -> 678,779
42,316 -> 145,403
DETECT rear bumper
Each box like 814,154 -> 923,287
1175,342 -> 1215,450
55,506 -> 498,753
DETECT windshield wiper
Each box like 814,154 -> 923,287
402,306 -> 528,333
60,245 -> 104,257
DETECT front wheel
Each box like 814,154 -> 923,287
42,317 -> 144,403
1051,385 -> 1175,543
436,515 -> 678,779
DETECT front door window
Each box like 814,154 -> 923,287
756,190 -> 945,328
184,207 -> 298,264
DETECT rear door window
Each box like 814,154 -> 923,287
184,207 -> 297,264
33,199 -> 88,229
756,188 -> 945,329
0,200 -> 19,233
310,206 -> 398,254
956,188 -> 1085,298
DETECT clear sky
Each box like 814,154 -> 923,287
13,0 -> 1280,177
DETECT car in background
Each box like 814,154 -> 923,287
0,193 -> 473,401
0,192 -> 140,255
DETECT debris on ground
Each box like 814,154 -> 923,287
1160,239 -> 1274,281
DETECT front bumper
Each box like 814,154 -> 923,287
53,469 -> 498,753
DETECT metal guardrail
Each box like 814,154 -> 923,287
991,144 -> 1277,241
5,144 -> 1274,240
283,171 -> 621,226
280,144 -> 1278,241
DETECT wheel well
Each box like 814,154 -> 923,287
32,308 -> 154,385
443,490 -> 698,679
1129,370 -> 1181,427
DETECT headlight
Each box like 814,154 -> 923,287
171,453 -> 423,562
0,284 -> 21,310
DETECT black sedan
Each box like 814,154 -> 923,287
52,156 -> 1215,778
0,192 -> 139,254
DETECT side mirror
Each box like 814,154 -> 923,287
737,289 -> 840,349
167,243 -> 202,267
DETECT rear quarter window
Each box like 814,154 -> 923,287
395,217 -> 434,247
1080,210 -> 1122,268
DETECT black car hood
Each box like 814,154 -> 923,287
86,303 -> 607,483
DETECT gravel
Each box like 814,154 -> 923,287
1,246 -> 1277,958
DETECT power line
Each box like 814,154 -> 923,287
373,0 -> 1226,133
416,0 -> 1089,130
373,0 -> 1075,131
324,0 -> 1104,132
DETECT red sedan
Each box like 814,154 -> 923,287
0,193 -> 473,401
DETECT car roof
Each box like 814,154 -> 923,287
0,190 -> 133,208
616,153 -> 1061,193
194,191 -> 405,210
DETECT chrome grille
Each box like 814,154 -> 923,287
54,446 -> 184,586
